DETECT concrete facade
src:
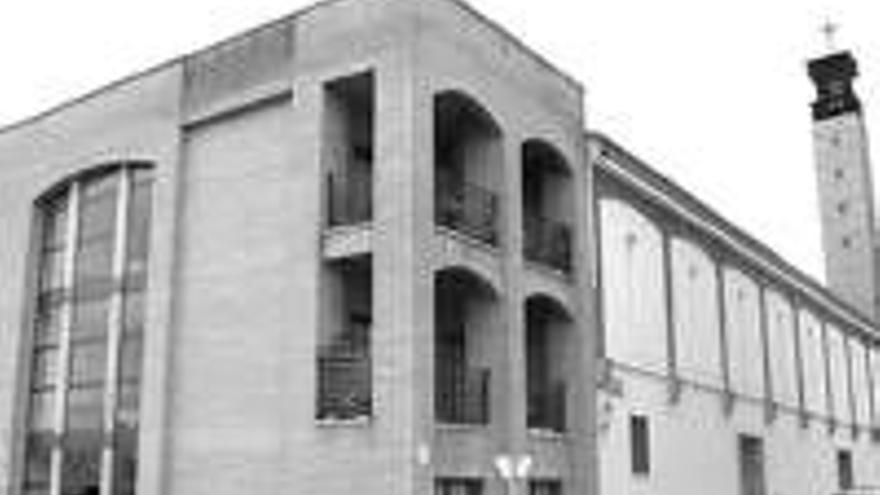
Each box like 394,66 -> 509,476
813,104 -> 878,321
0,1 -> 594,495
592,133 -> 880,495
1,1 -> 879,495
809,51 -> 880,321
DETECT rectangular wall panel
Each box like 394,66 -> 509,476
765,290 -> 798,407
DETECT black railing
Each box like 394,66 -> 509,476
435,176 -> 499,246
527,381 -> 566,432
435,365 -> 491,424
327,169 -> 373,227
523,213 -> 572,272
316,345 -> 372,420
529,480 -> 563,495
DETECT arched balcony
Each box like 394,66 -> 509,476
525,294 -> 573,433
434,91 -> 503,246
522,140 -> 573,272
434,266 -> 500,425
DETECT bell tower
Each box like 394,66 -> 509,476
808,48 -> 879,319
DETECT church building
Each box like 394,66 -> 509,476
592,46 -> 880,495
0,0 -> 876,495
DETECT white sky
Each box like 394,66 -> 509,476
2,0 -> 877,281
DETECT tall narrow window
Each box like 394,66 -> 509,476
738,435 -> 766,495
630,414 -> 651,475
324,71 -> 374,227
837,449 -> 854,491
22,164 -> 153,495
317,256 -> 372,420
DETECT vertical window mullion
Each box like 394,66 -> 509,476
99,168 -> 132,495
49,182 -> 81,495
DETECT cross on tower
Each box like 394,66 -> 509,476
821,20 -> 839,52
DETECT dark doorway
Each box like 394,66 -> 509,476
738,435 -> 766,495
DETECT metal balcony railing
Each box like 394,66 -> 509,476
435,176 -> 499,246
523,213 -> 572,272
316,344 -> 372,420
529,480 -> 562,495
435,365 -> 491,425
327,169 -> 373,227
527,380 -> 566,432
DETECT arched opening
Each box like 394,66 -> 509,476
23,164 -> 154,495
434,266 -> 499,424
522,139 -> 573,271
434,90 -> 503,245
525,293 -> 573,432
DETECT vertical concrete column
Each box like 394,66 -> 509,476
842,334 -> 859,437
757,283 -> 776,423
591,190 -> 607,373
4,199 -> 42,495
791,295 -> 809,427
100,169 -> 132,495
372,44 -> 434,495
660,227 -> 680,404
134,105 -> 184,495
49,182 -> 80,495
865,343 -> 877,433
277,75 -> 322,495
820,321 -> 836,432
570,130 -> 599,495
496,131 -> 527,495
714,258 -> 734,415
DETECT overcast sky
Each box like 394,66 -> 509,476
2,0 -> 877,281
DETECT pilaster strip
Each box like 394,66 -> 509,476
820,321 -> 835,432
593,194 -> 607,367
865,343 -> 877,432
100,168 -> 132,495
758,283 -> 775,422
49,182 -> 80,495
842,335 -> 858,437
791,295 -> 808,427
715,257 -> 733,415
661,228 -> 680,403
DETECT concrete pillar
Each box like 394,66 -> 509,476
570,129 -> 599,495
373,42 -> 435,495
499,131 -> 527,495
